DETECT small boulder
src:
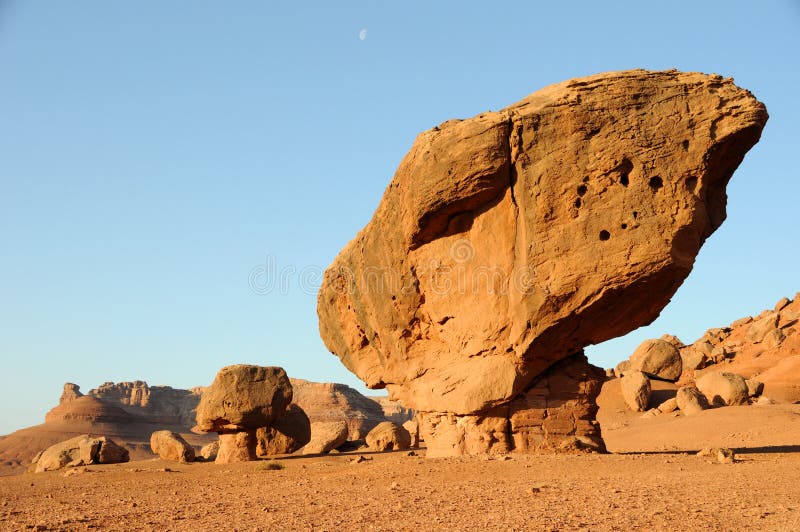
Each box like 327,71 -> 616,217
620,370 -> 651,412
745,379 -> 764,398
629,339 -> 682,381
697,447 -> 735,464
756,396 -> 776,405
33,435 -> 129,472
676,386 -> 708,416
696,372 -> 749,406
303,421 -> 349,454
365,421 -> 412,452
745,313 -> 779,344
762,328 -> 786,349
615,360 -> 631,375
402,419 -> 420,448
680,349 -> 707,372
660,334 -> 684,349
256,404 -> 312,456
200,440 -> 219,461
657,397 -> 678,413
150,431 -> 195,463
774,297 -> 791,312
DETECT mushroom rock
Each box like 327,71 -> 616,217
317,70 -> 767,456
195,365 -> 293,463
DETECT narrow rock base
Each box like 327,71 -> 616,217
216,431 -> 258,463
419,354 -> 606,457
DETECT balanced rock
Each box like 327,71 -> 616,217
620,370 -> 651,412
696,372 -> 749,406
365,421 -> 411,452
302,421 -> 348,454
150,430 -> 195,463
676,386 -> 709,415
317,70 -> 766,455
32,435 -> 129,473
256,404 -> 312,456
196,365 -> 293,463
629,339 -> 682,381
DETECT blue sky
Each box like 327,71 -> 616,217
1,1 -> 798,434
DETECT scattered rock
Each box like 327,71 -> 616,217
696,372 -> 749,406
620,371 -> 651,412
697,447 -> 735,464
657,398 -> 678,413
680,349 -> 708,372
256,404 -> 312,456
745,313 -> 779,344
762,328 -> 786,349
402,419 -> 419,448
676,386 -> 708,416
150,431 -> 195,463
629,339 -> 683,381
302,421 -> 349,454
366,421 -> 412,451
32,435 -> 129,472
745,379 -> 764,398
199,441 -> 219,461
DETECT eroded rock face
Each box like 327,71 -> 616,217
317,70 -> 766,454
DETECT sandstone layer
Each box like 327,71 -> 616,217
317,69 -> 766,454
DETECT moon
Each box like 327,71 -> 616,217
358,28 -> 367,41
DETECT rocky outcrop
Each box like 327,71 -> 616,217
195,365 -> 293,463
87,381 -> 203,427
365,422 -> 411,451
59,383 -> 83,403
317,69 -> 766,455
150,430 -> 195,463
290,379 -> 387,440
32,435 -> 129,473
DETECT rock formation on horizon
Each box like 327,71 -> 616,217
317,69 -> 767,456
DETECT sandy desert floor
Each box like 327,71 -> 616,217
2,446 -> 800,531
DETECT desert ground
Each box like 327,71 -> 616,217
2,446 -> 800,531
3,401 -> 800,531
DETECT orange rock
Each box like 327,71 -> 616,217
318,69 -> 767,447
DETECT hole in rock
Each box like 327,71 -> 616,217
577,184 -> 587,196
616,158 -> 633,187
574,198 -> 582,208
682,139 -> 690,151
583,176 -> 590,183
621,223 -> 628,229
649,176 -> 663,190
685,176 -> 698,192
632,211 -> 638,219
599,230 -> 611,241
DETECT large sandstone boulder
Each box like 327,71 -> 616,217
696,372 -> 749,406
256,404 -> 312,456
196,365 -> 292,433
150,430 -> 195,463
302,421 -> 349,454
317,70 -> 766,455
365,421 -> 411,451
620,371 -> 651,412
629,339 -> 682,381
32,435 -> 129,473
